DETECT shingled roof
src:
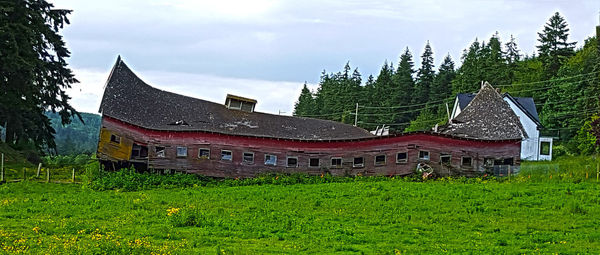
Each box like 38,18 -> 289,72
455,92 -> 541,126
98,57 -> 373,140
439,82 -> 527,140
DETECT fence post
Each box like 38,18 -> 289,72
22,167 -> 26,180
508,166 -> 511,181
46,168 -> 50,183
72,168 -> 75,183
1,153 -> 4,183
36,163 -> 42,178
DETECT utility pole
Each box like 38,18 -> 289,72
354,103 -> 359,127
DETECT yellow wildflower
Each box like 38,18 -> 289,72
167,207 -> 181,216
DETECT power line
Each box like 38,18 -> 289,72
495,71 -> 599,87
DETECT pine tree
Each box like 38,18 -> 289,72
373,61 -> 396,125
430,54 -> 456,114
0,0 -> 80,151
415,41 -> 435,104
536,12 -> 576,79
293,83 -> 315,117
391,47 -> 417,129
452,39 -> 484,93
504,34 -> 521,84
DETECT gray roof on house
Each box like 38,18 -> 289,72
456,92 -> 541,126
98,57 -> 374,140
440,83 -> 527,140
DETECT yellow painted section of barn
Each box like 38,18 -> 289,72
97,128 -> 133,161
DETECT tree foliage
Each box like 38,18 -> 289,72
0,0 -> 79,152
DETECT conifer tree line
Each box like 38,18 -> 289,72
293,12 -> 600,155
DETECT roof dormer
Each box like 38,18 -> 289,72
225,94 -> 257,112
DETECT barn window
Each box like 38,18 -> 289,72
176,146 -> 188,157
155,146 -> 165,158
461,157 -> 472,167
331,157 -> 342,168
440,154 -> 451,165
110,134 -> 121,144
287,157 -> 298,168
265,154 -> 277,166
540,142 -> 551,156
374,155 -> 386,166
419,151 -> 430,160
503,158 -> 514,166
309,158 -> 320,168
353,157 -> 364,168
484,158 -> 494,167
221,150 -> 233,161
198,148 -> 210,159
396,152 -> 408,163
243,152 -> 254,164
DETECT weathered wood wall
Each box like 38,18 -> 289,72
98,116 -> 521,178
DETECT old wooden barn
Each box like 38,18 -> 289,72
97,57 -> 524,177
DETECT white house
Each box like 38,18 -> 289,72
450,93 -> 553,161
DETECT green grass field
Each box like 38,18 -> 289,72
1,157 -> 600,254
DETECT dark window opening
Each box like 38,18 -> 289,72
419,151 -> 430,160
331,157 -> 342,168
155,146 -> 165,158
540,142 -> 551,156
287,157 -> 298,168
440,154 -> 451,164
243,152 -> 254,164
131,144 -> 148,159
461,157 -> 472,167
375,155 -> 386,166
396,152 -> 408,163
110,134 -> 121,144
309,158 -> 320,167
484,158 -> 494,167
503,158 -> 514,166
198,148 -> 210,159
353,157 -> 364,168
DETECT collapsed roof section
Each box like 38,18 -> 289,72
439,82 -> 527,140
98,57 -> 374,140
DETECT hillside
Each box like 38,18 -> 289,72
47,112 -> 101,155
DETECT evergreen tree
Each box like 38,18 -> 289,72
0,0 -> 80,151
373,61 -> 396,125
391,48 -> 417,129
452,39 -> 484,93
293,83 -> 315,117
536,12 -> 576,79
430,54 -> 456,114
415,41 -> 435,104
504,34 -> 521,84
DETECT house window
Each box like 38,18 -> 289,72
331,157 -> 342,168
265,154 -> 277,166
110,134 -> 121,144
309,158 -> 320,168
198,148 -> 210,159
221,150 -> 232,161
243,152 -> 254,164
375,155 -> 386,166
461,157 -> 472,167
419,151 -> 430,160
287,157 -> 298,168
176,146 -> 188,157
440,154 -> 451,164
540,142 -> 551,156
396,152 -> 408,163
353,157 -> 364,168
155,146 -> 165,158
229,99 -> 242,110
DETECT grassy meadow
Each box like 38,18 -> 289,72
1,156 -> 600,254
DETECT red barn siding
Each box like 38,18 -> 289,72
98,116 -> 521,178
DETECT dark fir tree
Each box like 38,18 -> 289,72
415,41 -> 435,104
392,47 -> 417,128
0,0 -> 80,152
504,34 -> 521,84
293,83 -> 315,117
452,39 -> 484,93
482,33 -> 510,85
430,54 -> 456,114
536,12 -> 576,79
373,61 -> 396,126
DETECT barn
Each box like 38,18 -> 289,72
97,57 -> 523,177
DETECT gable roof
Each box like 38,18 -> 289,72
98,57 -> 374,141
439,82 -> 527,140
455,92 -> 541,126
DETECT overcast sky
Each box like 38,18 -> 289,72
53,0 -> 599,115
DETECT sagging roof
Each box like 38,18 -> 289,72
439,82 -> 527,140
98,57 -> 374,140
455,92 -> 541,126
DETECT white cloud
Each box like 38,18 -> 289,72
67,67 -> 312,115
